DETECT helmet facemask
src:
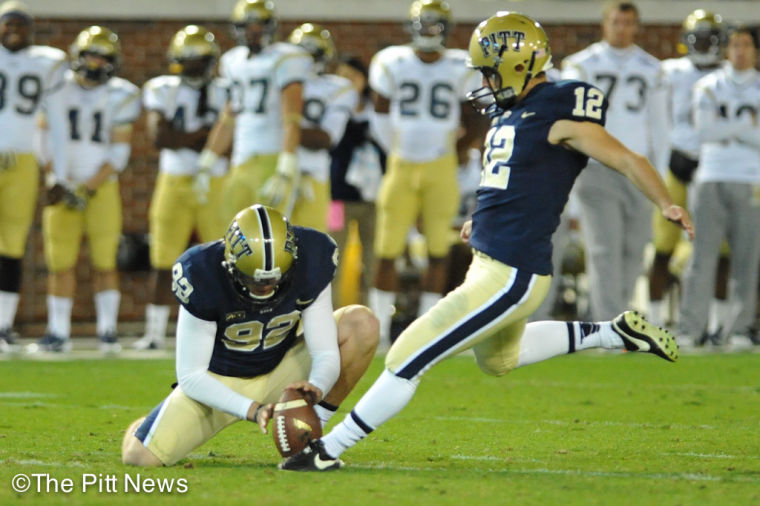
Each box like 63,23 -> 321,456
407,0 -> 451,53
70,26 -> 121,85
231,0 -> 277,53
681,10 -> 725,67
167,25 -> 219,89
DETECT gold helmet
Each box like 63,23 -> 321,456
466,11 -> 552,112
679,9 -> 725,65
407,0 -> 451,52
230,0 -> 277,51
289,23 -> 335,72
69,26 -> 121,84
223,205 -> 298,304
167,25 -> 220,87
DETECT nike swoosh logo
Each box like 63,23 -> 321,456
521,111 -> 536,118
313,453 -> 337,470
296,298 -> 314,305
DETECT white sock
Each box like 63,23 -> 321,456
314,401 -> 338,429
517,320 -> 623,367
145,304 -> 170,342
369,288 -> 395,345
0,290 -> 20,330
47,295 -> 73,339
417,291 -> 441,317
322,369 -> 417,458
95,289 -> 120,336
648,299 -> 665,327
707,299 -> 730,334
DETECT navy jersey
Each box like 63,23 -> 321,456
171,227 -> 339,377
470,80 -> 607,275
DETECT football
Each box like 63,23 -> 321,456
272,389 -> 322,458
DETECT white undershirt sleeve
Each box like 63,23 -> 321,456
301,285 -> 341,395
175,306 -> 254,420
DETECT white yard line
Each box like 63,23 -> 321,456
352,459 -> 760,483
433,416 -> 716,431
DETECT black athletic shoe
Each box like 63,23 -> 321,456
612,310 -> 679,362
278,440 -> 344,472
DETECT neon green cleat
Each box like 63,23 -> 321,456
612,311 -> 679,362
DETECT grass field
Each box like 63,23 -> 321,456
1,349 -> 759,505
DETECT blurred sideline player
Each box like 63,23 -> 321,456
679,27 -> 760,346
277,23 -> 357,231
121,205 -> 379,466
329,55 -> 386,308
30,26 -> 140,353
368,0 -> 484,347
648,10 -> 729,329
197,0 -> 312,224
280,11 -> 693,471
135,25 -> 229,350
562,1 -> 670,320
0,1 -> 66,352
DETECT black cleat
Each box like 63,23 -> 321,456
27,334 -> 72,353
0,328 -> 20,353
612,310 -> 679,362
278,439 -> 344,472
98,332 -> 122,353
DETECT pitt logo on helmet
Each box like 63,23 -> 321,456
477,30 -> 527,58
224,223 -> 254,261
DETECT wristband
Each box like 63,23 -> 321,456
252,403 -> 263,422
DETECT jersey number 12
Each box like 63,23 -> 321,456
571,86 -> 604,120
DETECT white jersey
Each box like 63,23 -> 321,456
0,44 -> 66,152
298,73 -> 357,183
143,75 -> 229,177
693,67 -> 760,184
562,41 -> 668,167
369,45 -> 480,162
46,70 -> 141,184
662,56 -> 720,159
220,42 -> 312,165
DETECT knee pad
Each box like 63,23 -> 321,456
0,256 -> 22,292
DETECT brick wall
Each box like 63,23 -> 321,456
15,18 -> 682,334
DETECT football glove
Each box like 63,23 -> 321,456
260,152 -> 300,212
65,185 -> 92,211
47,184 -> 91,210
193,170 -> 211,205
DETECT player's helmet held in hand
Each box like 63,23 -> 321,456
167,25 -> 220,88
466,11 -> 553,112
70,25 -> 121,84
407,0 -> 451,53
680,9 -> 726,66
223,205 -> 298,304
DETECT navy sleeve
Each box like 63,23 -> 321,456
292,228 -> 339,304
553,80 -> 608,127
172,244 -> 222,321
